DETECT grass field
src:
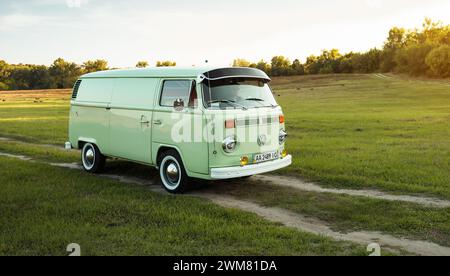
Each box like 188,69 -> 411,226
0,156 -> 368,256
1,74 -> 449,255
3,138 -> 447,249
273,74 -> 450,199
0,89 -> 70,144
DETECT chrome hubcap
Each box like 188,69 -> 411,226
83,145 -> 95,169
85,149 -> 94,165
165,162 -> 179,184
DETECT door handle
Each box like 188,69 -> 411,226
153,120 -> 162,125
140,115 -> 150,125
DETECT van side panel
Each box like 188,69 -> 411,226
69,79 -> 113,153
108,78 -> 157,164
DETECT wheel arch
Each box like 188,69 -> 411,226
78,138 -> 101,152
155,144 -> 187,171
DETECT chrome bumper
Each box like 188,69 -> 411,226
210,155 -> 292,180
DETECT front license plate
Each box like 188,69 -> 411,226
254,151 -> 279,164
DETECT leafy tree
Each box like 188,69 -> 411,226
271,56 -> 294,76
380,48 -> 397,72
49,58 -> 82,89
351,48 -> 382,73
255,60 -> 271,75
0,60 -> 9,79
0,82 -> 8,90
0,60 -> 9,90
425,45 -> 450,77
395,43 -> 436,76
136,61 -> 149,68
6,65 -> 32,89
381,19 -> 449,75
339,53 -> 355,73
292,59 -> 305,75
29,66 -> 52,89
304,55 -> 321,74
419,18 -> 450,45
382,27 -> 409,72
156,61 -> 176,67
82,59 -> 109,74
319,49 -> 342,74
232,59 -> 252,67
304,49 -> 343,74
384,27 -> 408,50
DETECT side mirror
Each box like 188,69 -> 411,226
174,98 -> 185,111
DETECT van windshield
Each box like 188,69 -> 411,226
202,78 -> 278,110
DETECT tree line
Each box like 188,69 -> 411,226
233,18 -> 449,78
0,59 -> 176,90
0,18 -> 448,91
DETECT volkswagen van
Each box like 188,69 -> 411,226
67,67 -> 292,193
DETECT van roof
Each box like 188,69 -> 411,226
80,67 -> 270,81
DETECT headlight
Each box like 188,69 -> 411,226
279,130 -> 288,145
222,136 -> 237,153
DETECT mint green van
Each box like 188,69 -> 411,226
67,67 -> 291,193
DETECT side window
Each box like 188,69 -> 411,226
160,80 -> 191,107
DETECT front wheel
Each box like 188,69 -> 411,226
81,143 -> 105,173
159,150 -> 189,194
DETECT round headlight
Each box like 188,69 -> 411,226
279,130 -> 288,145
222,136 -> 237,153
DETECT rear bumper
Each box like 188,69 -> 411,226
210,155 -> 292,180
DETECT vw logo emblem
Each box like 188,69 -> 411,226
258,135 -> 267,146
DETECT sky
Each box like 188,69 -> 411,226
0,0 -> 449,68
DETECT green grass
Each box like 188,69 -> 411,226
1,140 -> 446,248
0,156 -> 368,256
0,101 -> 69,144
204,181 -> 450,247
273,74 -> 450,199
0,140 -> 78,163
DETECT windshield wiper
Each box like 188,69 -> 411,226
245,98 -> 278,108
245,98 -> 265,102
208,100 -> 248,110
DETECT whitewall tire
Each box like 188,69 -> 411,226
159,150 -> 189,193
81,143 -> 105,173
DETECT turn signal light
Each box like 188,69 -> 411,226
225,119 -> 236,129
279,115 -> 285,124
281,149 -> 288,158
240,156 -> 249,166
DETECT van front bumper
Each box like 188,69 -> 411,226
210,155 -> 292,180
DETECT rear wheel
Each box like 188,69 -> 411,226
81,143 -> 105,173
159,150 -> 189,193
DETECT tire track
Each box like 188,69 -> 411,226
253,175 -> 450,208
193,193 -> 450,256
